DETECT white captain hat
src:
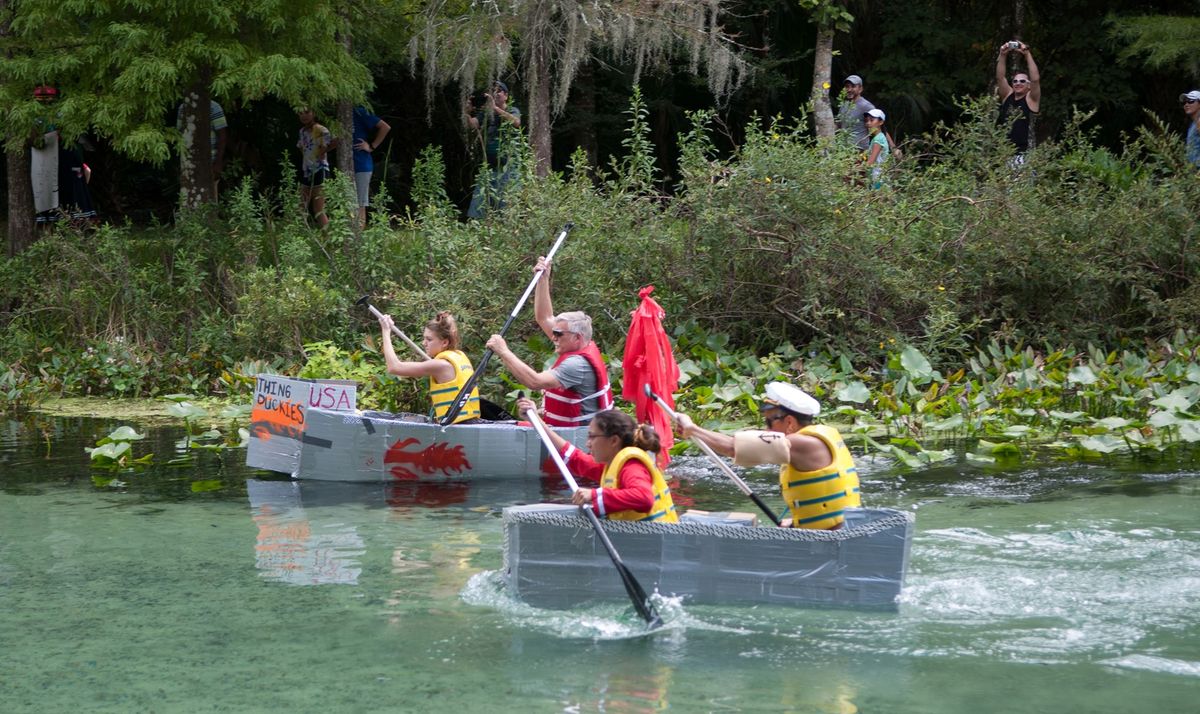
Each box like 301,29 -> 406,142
761,381 -> 820,417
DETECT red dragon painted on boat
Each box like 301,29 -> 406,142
383,437 -> 472,480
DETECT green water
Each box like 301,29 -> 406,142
1,417 -> 1197,713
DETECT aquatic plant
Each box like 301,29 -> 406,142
86,426 -> 152,471
670,326 -> 1200,466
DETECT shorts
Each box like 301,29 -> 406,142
355,171 -> 372,207
300,168 -> 327,187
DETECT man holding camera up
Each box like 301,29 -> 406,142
466,81 -> 521,219
995,40 -> 1041,162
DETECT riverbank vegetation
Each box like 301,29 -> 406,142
3,94 -> 1199,463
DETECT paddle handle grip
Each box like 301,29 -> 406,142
503,222 -> 574,323
362,302 -> 431,360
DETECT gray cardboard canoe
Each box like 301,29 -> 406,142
248,404 -> 589,482
503,504 -> 914,611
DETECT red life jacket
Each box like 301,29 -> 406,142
543,341 -> 612,426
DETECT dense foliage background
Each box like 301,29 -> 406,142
2,1 -> 1197,220
1,1 -> 1198,427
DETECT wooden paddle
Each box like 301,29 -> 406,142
644,385 -> 783,526
524,406 -> 664,629
439,222 -> 575,425
357,295 -> 431,359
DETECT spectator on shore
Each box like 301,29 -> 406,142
31,85 -> 97,228
352,106 -> 391,227
297,107 -> 336,228
995,40 -> 1041,163
836,74 -> 875,151
865,108 -> 890,190
465,81 -> 521,219
1183,90 -> 1200,167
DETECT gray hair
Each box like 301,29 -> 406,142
556,311 -> 593,343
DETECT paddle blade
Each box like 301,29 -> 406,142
578,505 -> 663,629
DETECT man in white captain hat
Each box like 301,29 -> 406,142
674,381 -> 862,529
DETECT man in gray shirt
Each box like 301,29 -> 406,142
486,256 -> 613,426
835,74 -> 875,150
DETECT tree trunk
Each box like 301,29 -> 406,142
335,27 -> 355,179
573,59 -> 599,170
811,25 -> 836,140
178,73 -> 215,209
528,39 -> 552,177
2,0 -> 35,256
335,100 -> 354,178
6,147 -> 35,257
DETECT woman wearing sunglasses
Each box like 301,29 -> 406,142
519,396 -> 678,523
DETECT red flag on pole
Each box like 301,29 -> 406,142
622,285 -> 679,469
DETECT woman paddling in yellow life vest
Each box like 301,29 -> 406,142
517,396 -> 677,522
674,382 -> 861,529
377,312 -> 481,424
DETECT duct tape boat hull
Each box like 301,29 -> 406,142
248,407 -> 589,482
503,504 -> 914,611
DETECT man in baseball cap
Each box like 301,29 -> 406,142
1182,90 -> 1200,167
835,74 -> 875,150
674,381 -> 862,529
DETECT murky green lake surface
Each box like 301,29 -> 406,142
1,416 -> 1197,713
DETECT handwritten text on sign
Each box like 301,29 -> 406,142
251,376 -> 357,440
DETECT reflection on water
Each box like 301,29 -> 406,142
249,480 -> 365,585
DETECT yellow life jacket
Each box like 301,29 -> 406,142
778,424 -> 861,529
428,349 -> 480,424
599,447 -> 679,523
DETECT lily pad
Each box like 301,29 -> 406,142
1067,365 -> 1098,385
1151,387 -> 1200,413
1078,434 -> 1126,454
836,381 -> 871,404
104,426 -> 146,442
1093,416 -> 1131,430
1178,421 -> 1200,443
167,401 -> 209,420
900,346 -> 934,384
928,414 -> 964,431
87,442 -> 131,461
1048,410 -> 1087,422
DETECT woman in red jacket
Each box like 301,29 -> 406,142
519,397 -> 677,522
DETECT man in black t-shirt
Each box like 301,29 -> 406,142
995,41 -> 1041,160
